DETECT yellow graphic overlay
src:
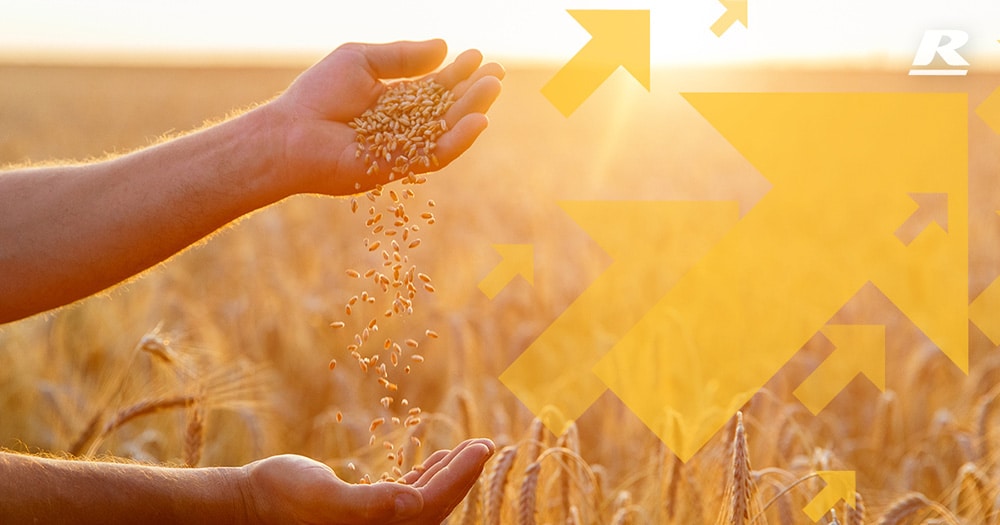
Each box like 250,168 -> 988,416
802,471 -> 857,522
711,0 -> 748,37
478,244 -> 534,299
499,201 -> 740,432
970,86 -> 1000,344
541,10 -> 650,117
793,324 -> 886,415
506,92 -> 973,462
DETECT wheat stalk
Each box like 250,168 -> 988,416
517,460 -> 541,525
717,412 -> 761,525
484,445 -> 518,525
183,404 -> 204,467
845,492 -> 865,525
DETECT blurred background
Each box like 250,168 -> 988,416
2,2 -> 1000,523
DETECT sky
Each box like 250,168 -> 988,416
0,1 -> 999,68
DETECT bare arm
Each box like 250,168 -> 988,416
0,39 -> 503,323
0,451 -> 246,525
0,439 -> 494,525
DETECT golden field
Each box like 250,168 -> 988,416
1,61 -> 1000,524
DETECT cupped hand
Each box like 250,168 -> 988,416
268,39 -> 504,196
241,438 -> 495,525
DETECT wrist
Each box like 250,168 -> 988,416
224,465 -> 258,525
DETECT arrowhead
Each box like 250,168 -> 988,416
492,244 -> 534,285
478,244 -> 533,299
568,10 -> 651,91
820,324 -> 885,390
542,10 -> 650,116
976,85 -> 1000,135
794,324 -> 886,414
721,0 -> 748,27
894,192 -> 948,246
803,471 -> 856,522
971,276 -> 1000,345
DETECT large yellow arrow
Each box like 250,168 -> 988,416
802,471 -> 856,522
594,93 -> 968,461
478,244 -> 534,300
499,201 -> 739,433
975,84 -> 1000,134
970,87 -> 1000,342
794,324 -> 886,415
541,10 -> 650,117
711,0 -> 748,37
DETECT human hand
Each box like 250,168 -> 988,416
266,39 -> 504,196
240,438 -> 495,525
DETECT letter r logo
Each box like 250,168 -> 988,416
909,30 -> 970,76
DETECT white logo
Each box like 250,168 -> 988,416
909,30 -> 970,76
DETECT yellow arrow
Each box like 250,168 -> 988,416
894,193 -> 948,245
711,0 -> 748,37
976,85 -> 1000,134
541,10 -> 650,117
971,223 -> 1000,343
802,471 -> 856,522
793,324 -> 886,415
478,244 -> 534,300
594,93 -> 968,461
499,201 -> 739,433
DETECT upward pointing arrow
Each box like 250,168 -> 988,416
711,0 -> 748,37
803,471 -> 857,522
500,201 -> 739,433
894,193 -> 948,246
794,324 -> 886,415
593,93 -> 968,462
541,10 -> 650,117
478,244 -> 534,300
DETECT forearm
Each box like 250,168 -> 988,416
0,105 -> 288,323
0,452 -> 250,525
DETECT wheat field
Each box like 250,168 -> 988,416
1,62 -> 1000,524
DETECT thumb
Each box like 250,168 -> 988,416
342,483 -> 424,522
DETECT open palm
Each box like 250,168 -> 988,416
243,438 -> 494,525
269,39 -> 503,196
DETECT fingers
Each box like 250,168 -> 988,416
412,440 -> 495,522
412,439 -> 495,489
432,49 -> 484,89
431,114 -> 490,170
444,75 -> 502,128
356,39 -> 448,80
399,449 -> 450,485
450,62 -> 505,99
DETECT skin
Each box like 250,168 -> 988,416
0,439 -> 496,524
0,39 -> 503,524
0,38 -> 503,323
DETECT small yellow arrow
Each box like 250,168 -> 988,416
976,84 -> 1000,135
541,10 -> 650,117
794,324 -> 886,415
802,471 -> 856,522
478,244 -> 534,299
972,224 -> 1000,344
711,0 -> 748,37
894,193 -> 948,246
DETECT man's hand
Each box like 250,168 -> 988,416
242,438 -> 495,525
267,39 -> 504,196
